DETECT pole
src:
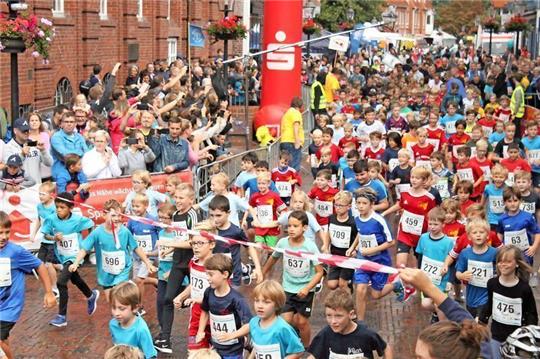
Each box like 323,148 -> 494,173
489,28 -> 493,55
223,4 -> 230,82
243,57 -> 250,150
187,1 -> 191,87
307,33 -> 311,57
10,52 -> 19,120
516,30 -> 520,58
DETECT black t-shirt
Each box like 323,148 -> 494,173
171,208 -> 200,269
328,214 -> 358,256
520,191 -> 540,215
493,138 -> 525,158
308,321 -> 387,359
216,223 -> 247,286
389,165 -> 411,184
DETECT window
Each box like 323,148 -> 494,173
137,0 -> 143,21
167,0 -> 171,21
52,0 -> 64,17
99,0 -> 108,20
167,38 -> 177,65
54,78 -> 73,106
426,14 -> 431,25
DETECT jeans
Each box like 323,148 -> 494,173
159,266 -> 188,340
280,142 -> 302,172
57,261 -> 93,316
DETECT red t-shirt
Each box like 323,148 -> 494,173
443,221 -> 465,239
495,107 -> 512,123
308,185 -> 339,226
364,146 -> 385,161
455,161 -> 484,198
426,126 -> 447,152
460,199 -> 475,214
449,230 -> 503,259
411,143 -> 435,161
397,190 -> 437,247
478,117 -> 497,137
338,136 -> 360,150
500,158 -> 532,173
316,144 -> 343,164
249,190 -> 286,236
187,258 -> 211,350
470,157 -> 492,186
271,166 -> 302,198
448,132 -> 471,162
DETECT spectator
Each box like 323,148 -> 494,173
118,130 -> 156,175
81,130 -> 121,180
148,116 -> 190,173
0,154 -> 36,191
50,111 -> 89,178
280,97 -> 304,172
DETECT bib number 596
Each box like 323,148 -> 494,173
105,257 -> 120,266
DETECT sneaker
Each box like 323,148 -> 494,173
153,337 -> 165,346
87,289 -> 100,315
530,274 -> 539,288
137,307 -> 147,316
52,287 -> 59,299
315,278 -> 324,293
430,312 -> 440,324
394,281 -> 416,302
49,314 -> 67,327
154,339 -> 172,354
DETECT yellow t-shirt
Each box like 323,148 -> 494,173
280,107 -> 304,144
324,73 -> 340,103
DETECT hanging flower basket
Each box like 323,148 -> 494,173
482,16 -> 500,32
505,14 -> 531,32
339,21 -> 354,31
302,18 -> 321,35
0,13 -> 55,61
207,14 -> 247,41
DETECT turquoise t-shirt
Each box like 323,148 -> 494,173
41,213 -> 94,264
157,229 -> 175,281
109,316 -> 157,359
82,225 -> 137,287
272,236 -> 320,293
484,183 -> 505,225
37,203 -> 56,244
249,316 -> 304,358
416,233 -> 455,291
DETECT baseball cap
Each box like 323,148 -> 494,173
13,118 -> 29,132
7,154 -> 23,167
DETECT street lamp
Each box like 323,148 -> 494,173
346,8 -> 355,22
382,5 -> 398,31
217,0 -> 236,79
304,0 -> 316,57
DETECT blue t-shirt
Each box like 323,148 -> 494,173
416,233 -> 455,291
41,213 -> 94,264
37,203 -> 56,244
127,214 -> 160,258
0,242 -> 42,322
497,210 -> 540,250
277,211 -> 321,243
201,287 -> 252,355
521,136 -> 540,173
82,225 -> 138,287
440,113 -> 464,136
157,229 -> 174,281
109,316 -> 157,358
216,223 -> 248,286
249,316 -> 304,358
488,131 -> 505,146
123,189 -> 168,218
344,179 -> 387,203
354,212 -> 393,266
456,246 -> 497,308
484,184 -> 505,225
342,166 -> 356,186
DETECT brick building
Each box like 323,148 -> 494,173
386,0 -> 434,35
0,0 -> 249,118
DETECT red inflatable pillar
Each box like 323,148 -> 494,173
253,0 -> 302,137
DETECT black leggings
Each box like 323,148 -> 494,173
159,266 -> 188,340
57,261 -> 93,316
156,279 -> 167,330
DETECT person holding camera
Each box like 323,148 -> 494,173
118,130 -> 156,175
3,118 -> 52,184
81,130 -> 121,180
148,116 -> 190,173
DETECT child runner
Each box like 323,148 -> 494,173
416,207 -> 455,322
233,152 -> 258,198
123,170 -> 168,217
41,192 -> 99,327
249,280 -> 304,359
455,219 -> 497,318
411,128 -> 435,170
338,123 -> 360,151
262,210 -> 324,346
425,109 -> 447,153
317,148 -> 340,188
363,131 -> 385,163
0,211 -> 56,359
306,288 -> 392,359
307,128 -> 323,178
470,139 -> 493,187
454,146 -> 484,200
522,120 -> 540,188
515,170 -> 540,221
277,190 -> 324,243
345,160 -> 389,212
388,149 -> 412,199
430,151 -> 453,200
500,143 -> 532,186
109,281 -> 157,359
69,199 -> 157,302
455,180 -> 475,214
308,169 -> 340,227
382,166 -> 437,269
479,246 -> 538,353
164,175 -> 180,204
493,122 -> 524,161
196,254 -> 252,359
271,150 -> 302,204
381,132 -> 402,176
346,188 -> 398,318
341,149 -> 360,188
323,191 -> 358,290
481,164 -> 508,231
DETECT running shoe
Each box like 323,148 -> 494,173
430,312 -> 440,324
154,339 -> 172,354
394,280 -> 416,302
49,314 -> 67,327
87,289 -> 100,315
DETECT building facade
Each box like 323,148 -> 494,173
386,0 -> 433,35
0,0 -> 251,117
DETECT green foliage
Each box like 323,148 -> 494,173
316,0 -> 384,32
434,0 -> 490,36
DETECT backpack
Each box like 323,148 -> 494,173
79,79 -> 92,96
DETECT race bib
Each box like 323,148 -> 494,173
358,234 -> 378,251
57,233 -> 80,258
445,121 -> 457,134
470,147 -> 477,158
401,210 -> 424,235
482,126 -> 493,138
253,343 -> 281,359
190,267 -> 209,301
416,160 -> 432,170
504,229 -> 529,250
499,112 -> 511,123
480,166 -> 491,181
421,256 -> 443,285
329,350 -> 366,359
102,250 -> 126,275
315,199 -> 333,217
210,313 -> 238,345
493,293 -> 522,326
388,158 -> 399,173
310,154 -> 319,168
0,258 -> 11,287
457,168 -> 474,182
506,172 -> 515,187
489,196 -> 505,214
433,177 -> 450,199
503,145 -> 509,159
467,260 -> 493,288
426,138 -> 440,151
521,201 -> 536,214
284,254 -> 310,278
134,234 -> 153,253
528,150 -> 540,165
172,221 -> 188,242
159,242 -> 174,262
275,181 -> 292,198
257,205 -> 273,224
395,184 -> 410,199
329,223 -> 352,249
452,144 -> 465,158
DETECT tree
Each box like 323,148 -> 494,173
316,0 -> 384,33
434,0 -> 490,36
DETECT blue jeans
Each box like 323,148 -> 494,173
280,142 -> 302,172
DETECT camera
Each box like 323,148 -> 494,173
137,102 -> 149,111
27,140 -> 38,147
157,128 -> 170,135
126,138 -> 139,145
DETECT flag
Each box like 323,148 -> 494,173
349,23 -> 365,55
328,35 -> 350,52
189,24 -> 205,48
